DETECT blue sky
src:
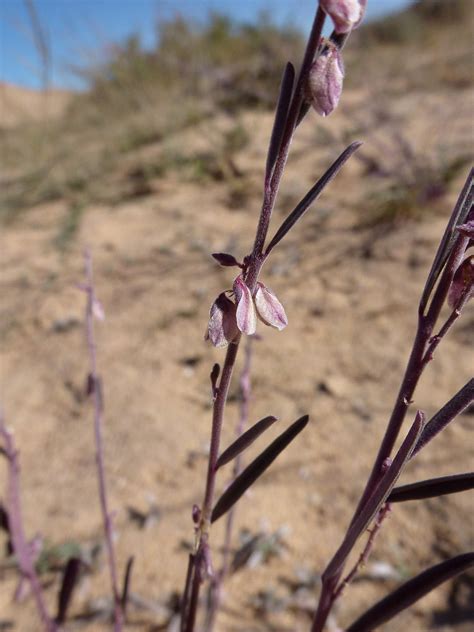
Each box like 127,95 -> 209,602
1,0 -> 413,90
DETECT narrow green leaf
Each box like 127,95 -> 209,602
211,415 -> 309,523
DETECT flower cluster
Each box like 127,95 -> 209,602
206,275 -> 288,348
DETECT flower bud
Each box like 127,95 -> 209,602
233,276 -> 257,335
320,0 -> 367,34
307,45 -> 344,117
254,282 -> 288,330
206,292 -> 238,348
448,255 -> 473,309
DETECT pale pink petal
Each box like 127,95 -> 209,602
254,282 -> 288,331
233,276 -> 257,335
206,293 -> 238,347
320,0 -> 365,34
92,298 -> 105,321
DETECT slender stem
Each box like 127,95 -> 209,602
205,337 -> 254,631
312,414 -> 424,632
182,336 -> 241,630
0,416 -> 56,632
352,231 -> 469,524
250,7 -> 326,261
181,9 -> 328,630
200,337 -> 242,530
333,504 -> 391,601
84,250 -> 123,631
311,223 -> 471,631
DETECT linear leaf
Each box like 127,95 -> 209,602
211,253 -> 241,268
388,472 -> 474,503
211,415 -> 309,523
265,142 -> 362,255
265,62 -> 295,183
56,557 -> 81,624
216,416 -> 278,470
346,552 -> 474,632
323,412 -> 424,582
419,168 -> 473,315
411,378 -> 474,457
121,556 -> 134,614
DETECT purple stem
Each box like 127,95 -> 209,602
205,337 -> 254,631
312,413 -> 424,632
351,230 -> 470,525
333,503 -> 391,601
0,415 -> 56,632
84,250 -> 123,631
311,202 -> 472,631
181,8 -> 328,630
247,6 -> 326,279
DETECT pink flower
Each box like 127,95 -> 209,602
320,0 -> 367,34
307,44 -> 344,117
206,276 -> 288,347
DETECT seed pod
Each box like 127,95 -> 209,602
307,44 -> 344,117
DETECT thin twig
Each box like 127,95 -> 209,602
0,413 -> 56,632
333,504 -> 391,601
83,249 -> 123,631
205,337 -> 254,631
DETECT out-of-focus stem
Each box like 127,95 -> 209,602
0,415 -> 56,632
84,250 -> 123,631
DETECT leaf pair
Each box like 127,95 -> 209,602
211,415 -> 309,523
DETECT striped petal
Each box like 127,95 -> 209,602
233,276 -> 257,335
254,282 -> 288,331
206,292 -> 238,347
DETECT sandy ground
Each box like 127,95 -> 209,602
1,55 -> 473,632
0,83 -> 72,129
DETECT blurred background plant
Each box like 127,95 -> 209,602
2,1 -> 472,230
